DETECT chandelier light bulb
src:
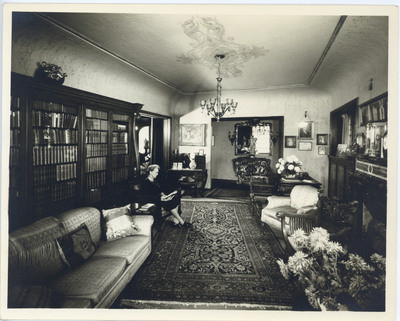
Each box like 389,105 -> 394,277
200,54 -> 238,122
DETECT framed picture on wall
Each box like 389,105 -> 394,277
316,134 -> 328,145
284,136 -> 296,148
179,124 -> 206,146
298,141 -> 312,151
298,121 -> 313,140
318,146 -> 327,155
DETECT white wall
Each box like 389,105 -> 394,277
176,87 -> 332,190
11,13 -> 178,116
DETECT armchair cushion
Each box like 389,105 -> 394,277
261,206 -> 295,231
290,185 -> 319,209
266,196 -> 291,209
296,205 -> 318,214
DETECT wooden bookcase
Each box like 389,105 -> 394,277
9,72 -> 142,231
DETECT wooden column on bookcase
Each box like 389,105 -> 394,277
132,112 -> 140,177
78,104 -> 85,206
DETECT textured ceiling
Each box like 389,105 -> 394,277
39,13 -> 388,94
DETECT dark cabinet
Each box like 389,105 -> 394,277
328,156 -> 355,201
9,72 -> 143,230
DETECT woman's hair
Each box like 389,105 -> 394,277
147,164 -> 160,174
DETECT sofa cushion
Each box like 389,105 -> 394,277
58,207 -> 101,245
57,224 -> 96,269
261,206 -> 296,231
50,256 -> 126,305
290,185 -> 319,209
93,235 -> 150,265
102,205 -> 139,242
8,217 -> 66,285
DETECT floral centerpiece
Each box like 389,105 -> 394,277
275,155 -> 302,178
277,228 -> 386,311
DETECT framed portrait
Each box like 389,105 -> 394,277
179,124 -> 206,146
285,136 -> 296,148
359,92 -> 387,125
318,146 -> 327,155
298,121 -> 313,140
317,134 -> 328,145
298,141 -> 312,151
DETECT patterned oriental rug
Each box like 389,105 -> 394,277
119,199 -> 295,310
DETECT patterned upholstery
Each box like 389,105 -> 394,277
58,207 -> 101,245
50,256 -> 126,304
93,236 -> 150,265
8,216 -> 66,285
232,157 -> 271,184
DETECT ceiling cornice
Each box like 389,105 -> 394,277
35,13 -> 347,95
35,13 -> 185,95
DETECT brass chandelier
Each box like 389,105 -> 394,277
200,54 -> 238,122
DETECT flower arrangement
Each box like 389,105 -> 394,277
275,155 -> 302,177
277,228 -> 386,311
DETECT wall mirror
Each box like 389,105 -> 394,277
234,120 -> 273,155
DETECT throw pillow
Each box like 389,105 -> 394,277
266,196 -> 291,209
102,205 -> 139,242
56,224 -> 96,269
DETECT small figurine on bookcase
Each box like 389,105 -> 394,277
35,61 -> 67,85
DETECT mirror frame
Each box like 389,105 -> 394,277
234,120 -> 273,155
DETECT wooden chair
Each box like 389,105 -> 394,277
276,207 -> 320,255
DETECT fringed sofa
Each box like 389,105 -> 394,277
8,206 -> 153,308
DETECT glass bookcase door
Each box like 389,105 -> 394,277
111,113 -> 131,199
84,107 -> 109,205
31,100 -> 79,219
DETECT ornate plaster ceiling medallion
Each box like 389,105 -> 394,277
178,16 -> 267,78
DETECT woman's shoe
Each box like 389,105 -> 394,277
180,222 -> 192,228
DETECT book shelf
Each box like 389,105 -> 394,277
9,96 -> 24,229
9,72 -> 143,230
31,99 -> 79,219
84,107 -> 109,204
110,113 -> 131,202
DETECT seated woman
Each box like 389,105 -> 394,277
142,164 -> 192,229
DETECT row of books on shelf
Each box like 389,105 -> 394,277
33,181 -> 77,207
86,143 -> 108,157
113,114 -> 130,122
33,145 -> 78,166
112,143 -> 128,155
33,100 -> 77,114
33,128 -> 78,145
112,155 -> 129,168
9,148 -> 20,166
86,156 -> 107,173
112,131 -> 128,143
86,171 -> 106,189
32,110 -> 78,129
11,96 -> 22,109
9,167 -> 21,188
86,108 -> 108,120
10,110 -> 20,128
34,163 -> 77,185
112,167 -> 129,183
85,130 -> 108,144
86,118 -> 108,130
10,129 -> 20,146
112,123 -> 127,131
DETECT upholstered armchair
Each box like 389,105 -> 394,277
261,185 -> 320,254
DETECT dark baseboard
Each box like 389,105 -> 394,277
211,179 -> 249,190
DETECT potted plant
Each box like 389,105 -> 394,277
277,228 -> 386,311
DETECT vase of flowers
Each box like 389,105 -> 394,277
275,155 -> 302,178
277,228 -> 386,311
